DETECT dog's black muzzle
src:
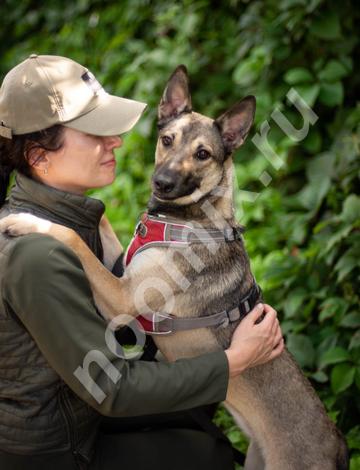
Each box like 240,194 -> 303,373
152,169 -> 200,200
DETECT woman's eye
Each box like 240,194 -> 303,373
161,136 -> 172,147
195,149 -> 211,161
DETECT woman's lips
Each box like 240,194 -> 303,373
101,159 -> 116,167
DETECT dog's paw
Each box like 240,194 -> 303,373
0,213 -> 52,237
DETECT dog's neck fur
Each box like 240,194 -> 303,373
148,157 -> 236,228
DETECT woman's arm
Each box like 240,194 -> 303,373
3,234 -> 229,415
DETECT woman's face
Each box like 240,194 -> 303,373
33,127 -> 122,194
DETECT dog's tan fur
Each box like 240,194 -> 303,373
1,66 -> 348,469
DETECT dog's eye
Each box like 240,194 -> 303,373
195,149 -> 211,161
161,136 -> 172,147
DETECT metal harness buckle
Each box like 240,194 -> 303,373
151,312 -> 174,335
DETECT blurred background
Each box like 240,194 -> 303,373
1,0 -> 359,467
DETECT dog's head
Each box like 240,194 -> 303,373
151,65 -> 256,206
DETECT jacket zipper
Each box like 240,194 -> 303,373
59,384 -> 85,468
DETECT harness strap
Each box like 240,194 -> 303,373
149,213 -> 245,243
136,283 -> 261,336
125,213 -> 245,266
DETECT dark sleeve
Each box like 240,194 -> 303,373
2,234 -> 229,417
111,253 -> 124,277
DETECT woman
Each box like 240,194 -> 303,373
0,54 -> 284,470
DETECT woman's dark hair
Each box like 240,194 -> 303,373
0,125 -> 65,208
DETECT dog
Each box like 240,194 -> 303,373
0,66 -> 349,469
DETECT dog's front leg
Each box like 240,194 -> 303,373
0,213 -> 136,321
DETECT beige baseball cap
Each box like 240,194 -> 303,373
0,54 -> 147,139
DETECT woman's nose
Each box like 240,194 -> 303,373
104,135 -> 122,149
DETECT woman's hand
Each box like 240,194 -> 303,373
225,303 -> 284,378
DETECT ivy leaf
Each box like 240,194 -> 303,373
311,11 -> 341,40
331,363 -> 355,394
341,194 -> 360,224
318,60 -> 349,82
297,178 -> 330,211
319,297 -> 348,322
292,84 -> 320,107
339,312 -> 360,329
334,247 -> 359,282
306,152 -> 335,182
319,82 -> 344,106
283,288 -> 307,318
284,67 -> 313,84
349,331 -> 360,350
311,370 -> 328,383
318,347 -> 351,369
286,333 -> 315,368
303,130 -> 322,153
346,425 -> 360,450
356,368 -> 360,391
324,225 -> 353,254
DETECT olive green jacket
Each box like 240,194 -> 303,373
0,173 -> 229,462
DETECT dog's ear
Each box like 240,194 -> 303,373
158,65 -> 192,124
215,96 -> 256,154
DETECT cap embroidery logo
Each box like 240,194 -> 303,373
81,71 -> 103,96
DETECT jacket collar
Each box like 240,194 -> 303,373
9,173 -> 105,230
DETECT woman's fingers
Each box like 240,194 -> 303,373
246,303 -> 265,323
269,337 -> 285,360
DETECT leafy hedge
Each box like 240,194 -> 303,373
1,0 -> 359,467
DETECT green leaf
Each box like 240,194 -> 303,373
350,453 -> 360,470
311,11 -> 341,40
347,425 -> 360,450
319,82 -> 344,106
341,195 -> 360,224
292,84 -> 320,107
303,130 -> 322,153
286,333 -> 315,368
319,297 -> 349,322
350,331 -> 360,350
340,312 -> 360,329
297,178 -> 330,211
324,225 -> 353,254
283,288 -> 307,318
331,363 -> 355,394
356,368 -> 360,391
334,247 -> 359,282
311,370 -> 328,383
318,347 -> 351,369
306,152 -> 335,182
318,60 -> 349,82
284,67 -> 313,85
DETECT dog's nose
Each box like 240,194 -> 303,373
153,174 -> 175,193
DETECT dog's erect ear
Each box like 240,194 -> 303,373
215,96 -> 256,154
158,65 -> 192,124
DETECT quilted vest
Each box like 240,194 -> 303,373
0,173 -> 105,462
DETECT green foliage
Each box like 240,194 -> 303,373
1,0 -> 359,465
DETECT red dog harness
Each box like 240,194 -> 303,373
125,213 -> 245,266
126,213 -> 260,335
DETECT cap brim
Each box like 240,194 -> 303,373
64,93 -> 147,136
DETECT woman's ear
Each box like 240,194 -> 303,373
26,145 -> 50,174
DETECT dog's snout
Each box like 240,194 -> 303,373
153,174 -> 176,194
